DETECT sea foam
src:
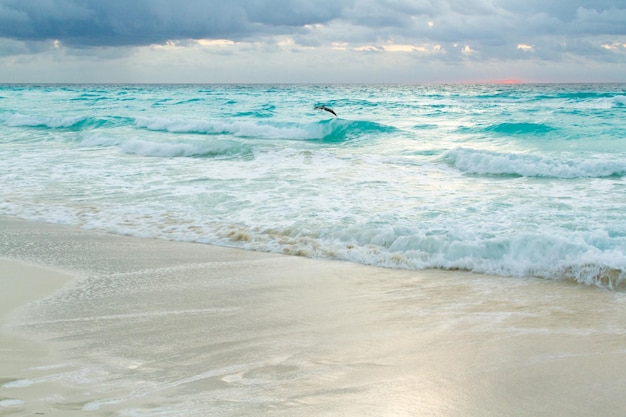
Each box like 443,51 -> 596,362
444,148 -> 626,178
5,112 -> 86,128
120,138 -> 248,158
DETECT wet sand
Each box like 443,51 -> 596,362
1,215 -> 625,416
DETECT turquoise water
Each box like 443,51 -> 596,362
1,83 -> 625,288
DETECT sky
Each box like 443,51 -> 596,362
1,0 -> 625,83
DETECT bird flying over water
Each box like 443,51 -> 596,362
314,105 -> 337,117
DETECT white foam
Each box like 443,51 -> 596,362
4,112 -> 85,128
120,138 -> 244,158
613,95 -> 626,106
134,116 -> 317,140
444,148 -> 626,178
2,379 -> 34,388
0,399 -> 25,407
83,400 -> 121,411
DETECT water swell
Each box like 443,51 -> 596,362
457,122 -> 557,136
484,122 -> 556,135
444,148 -> 626,178
2,112 -> 133,130
79,133 -> 250,159
134,116 -> 396,142
315,118 -> 398,142
234,103 -> 276,118
71,116 -> 397,157
121,139 -> 249,158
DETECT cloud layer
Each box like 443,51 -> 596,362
1,0 -> 625,82
0,0 -> 346,46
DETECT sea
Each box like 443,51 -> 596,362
1,83 -> 625,289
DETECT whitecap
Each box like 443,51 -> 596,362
444,148 -> 626,178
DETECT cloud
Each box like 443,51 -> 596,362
1,0 -> 625,82
0,0 -> 349,47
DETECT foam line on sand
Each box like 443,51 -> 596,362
1,215 -> 626,416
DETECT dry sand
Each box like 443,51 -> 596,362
1,215 -> 625,416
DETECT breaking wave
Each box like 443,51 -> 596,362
2,112 -> 135,130
79,133 -> 250,159
444,148 -> 626,178
134,116 -> 397,142
204,223 -> 626,290
1,111 -> 397,144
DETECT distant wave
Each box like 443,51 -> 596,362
459,91 -> 626,110
2,112 -> 133,130
484,122 -> 556,135
562,94 -> 626,110
529,91 -> 626,110
234,103 -> 276,118
135,116 -> 396,142
444,148 -> 626,178
613,95 -> 626,106
458,122 -> 556,136
591,94 -> 626,109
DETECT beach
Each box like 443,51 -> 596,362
1,215 -> 625,416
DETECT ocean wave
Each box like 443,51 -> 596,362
70,92 -> 111,102
598,95 -> 626,108
3,200 -> 624,290
77,132 -> 250,158
562,94 -> 626,110
4,113 -> 87,128
384,232 -> 626,289
484,122 -> 556,135
120,138 -> 250,158
2,113 -> 132,130
79,133 -> 123,147
234,103 -> 276,118
444,148 -> 626,178
214,224 -> 626,290
2,111 -> 395,143
134,116 -> 396,142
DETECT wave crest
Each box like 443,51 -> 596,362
79,133 -> 249,159
485,122 -> 556,135
444,148 -> 626,178
3,113 -> 132,130
135,116 -> 397,142
215,224 -> 626,290
121,139 -> 248,158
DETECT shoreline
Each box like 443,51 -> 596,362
1,215 -> 626,416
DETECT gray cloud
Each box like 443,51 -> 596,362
0,0 -> 625,83
0,0 -> 349,47
1,1 -> 624,47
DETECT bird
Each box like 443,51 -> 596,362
314,105 -> 337,117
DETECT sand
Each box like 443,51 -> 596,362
0,258 -> 74,402
1,215 -> 625,416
